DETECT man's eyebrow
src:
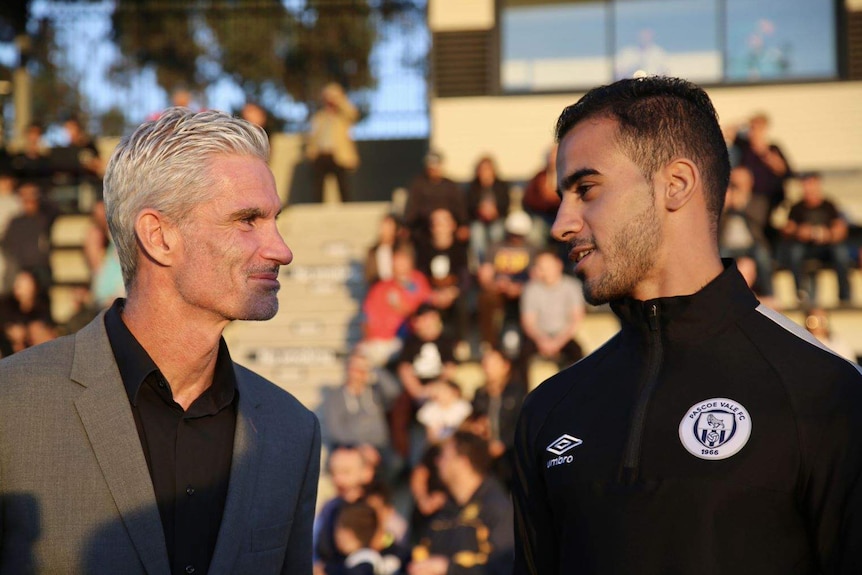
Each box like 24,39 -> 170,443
559,168 -> 601,195
230,207 -> 267,220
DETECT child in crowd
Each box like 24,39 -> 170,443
315,446 -> 376,574
416,379 -> 472,444
364,479 -> 410,561
333,501 -> 400,575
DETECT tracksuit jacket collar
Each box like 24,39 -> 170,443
610,260 -> 759,345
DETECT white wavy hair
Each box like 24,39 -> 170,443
103,107 -> 270,288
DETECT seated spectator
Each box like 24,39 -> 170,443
364,479 -> 410,559
471,346 -> 526,488
362,242 -> 431,367
315,446 -> 377,575
393,304 -> 458,461
519,248 -> 585,375
396,304 -> 458,402
409,431 -> 514,575
333,501 -> 401,575
63,114 -> 105,180
522,146 -> 560,246
416,380 -> 472,444
0,269 -> 53,355
730,112 -> 791,243
365,214 -> 403,285
1,181 -> 59,292
84,200 -> 125,309
719,166 -> 775,301
476,211 -> 536,353
415,208 -> 471,348
781,172 -> 853,306
404,151 -> 468,245
466,156 -> 510,266
9,122 -> 50,186
408,443 -> 447,548
319,348 -> 402,481
0,170 -> 22,294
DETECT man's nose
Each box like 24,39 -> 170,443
550,195 -> 583,243
264,223 -> 294,266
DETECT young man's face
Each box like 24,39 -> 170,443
552,117 -> 662,305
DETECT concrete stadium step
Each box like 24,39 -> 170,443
49,284 -> 88,324
772,268 -> 862,310
50,249 -> 90,284
51,214 -> 91,248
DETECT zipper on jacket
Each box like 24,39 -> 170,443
620,302 -> 663,486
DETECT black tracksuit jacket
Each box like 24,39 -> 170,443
513,263 -> 862,574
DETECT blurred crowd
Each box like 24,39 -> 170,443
312,110 -> 862,575
0,116 -> 124,358
1,99 -> 860,574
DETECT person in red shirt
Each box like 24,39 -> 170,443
361,241 -> 431,367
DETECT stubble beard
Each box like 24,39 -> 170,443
580,200 -> 661,306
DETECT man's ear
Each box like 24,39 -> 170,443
662,158 -> 700,212
134,209 -> 180,268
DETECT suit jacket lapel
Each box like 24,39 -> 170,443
71,314 -> 171,575
208,369 -> 265,575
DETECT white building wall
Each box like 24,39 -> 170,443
430,81 -> 862,181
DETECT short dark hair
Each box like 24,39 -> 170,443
554,76 -> 730,230
363,478 -> 393,506
450,430 -> 492,476
336,501 -> 379,548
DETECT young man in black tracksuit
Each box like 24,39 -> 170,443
512,77 -> 862,575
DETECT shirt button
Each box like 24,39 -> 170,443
186,485 -> 195,496
185,565 -> 195,574
157,380 -> 167,389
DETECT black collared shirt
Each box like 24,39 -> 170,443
105,299 -> 237,575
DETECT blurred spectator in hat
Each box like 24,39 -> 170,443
476,210 -> 536,352
306,82 -> 359,203
782,172 -> 853,306
404,151 -> 468,245
719,166 -> 775,302
466,156 -> 510,266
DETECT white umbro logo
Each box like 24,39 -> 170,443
546,434 -> 583,455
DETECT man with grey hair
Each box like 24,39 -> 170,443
0,107 -> 321,574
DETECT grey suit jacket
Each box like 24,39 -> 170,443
0,312 -> 321,574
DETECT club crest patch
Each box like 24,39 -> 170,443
678,398 -> 751,460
